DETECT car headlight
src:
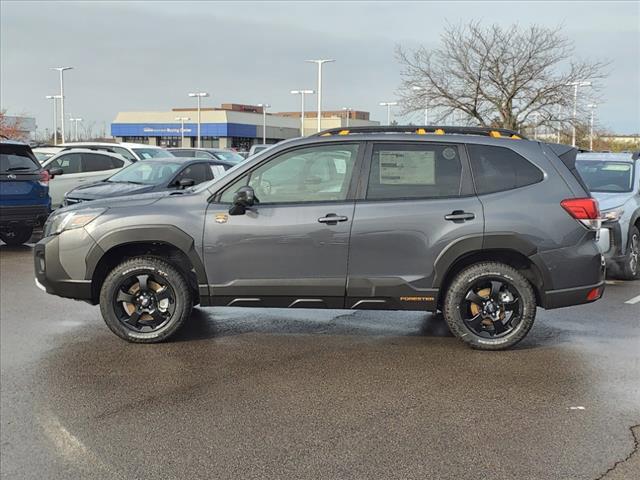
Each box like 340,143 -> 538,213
44,208 -> 107,236
601,208 -> 624,223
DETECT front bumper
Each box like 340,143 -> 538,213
0,204 -> 50,229
34,231 -> 96,303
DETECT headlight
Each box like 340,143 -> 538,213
601,208 -> 624,222
44,208 -> 107,236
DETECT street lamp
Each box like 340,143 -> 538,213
258,104 -> 271,144
379,101 -> 398,126
342,107 -> 353,127
188,92 -> 209,148
51,66 -> 73,143
45,95 -> 61,145
69,117 -> 83,141
290,90 -> 315,136
175,116 -> 190,147
305,59 -> 335,132
411,86 -> 429,125
588,104 -> 598,151
567,80 -> 592,147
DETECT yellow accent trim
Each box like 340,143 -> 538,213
434,128 -> 445,135
416,128 -> 427,135
320,132 -> 332,136
338,129 -> 350,135
489,130 -> 501,138
510,134 -> 521,139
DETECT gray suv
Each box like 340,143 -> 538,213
576,152 -> 639,279
34,126 -> 605,350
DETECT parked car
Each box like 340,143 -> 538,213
60,142 -> 174,162
166,148 -> 245,165
1,141 -> 61,245
32,146 -> 63,163
64,158 -> 232,206
576,151 -> 640,279
35,126 -> 605,350
42,149 -> 132,208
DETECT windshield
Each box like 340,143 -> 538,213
576,161 -> 634,193
133,148 -> 174,160
1,146 -> 39,173
33,151 -> 54,163
212,150 -> 244,164
107,161 -> 182,185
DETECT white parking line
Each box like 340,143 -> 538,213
625,294 -> 640,305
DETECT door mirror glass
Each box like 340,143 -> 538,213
229,186 -> 256,215
48,167 -> 63,178
178,178 -> 195,189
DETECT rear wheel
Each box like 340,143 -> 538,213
443,262 -> 537,350
99,256 -> 193,343
618,226 -> 639,280
0,226 -> 33,246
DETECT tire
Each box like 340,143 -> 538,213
0,226 -> 33,246
443,262 -> 537,350
99,256 -> 193,343
618,225 -> 639,280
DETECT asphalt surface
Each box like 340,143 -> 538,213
1,242 -> 639,480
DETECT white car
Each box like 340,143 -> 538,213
59,142 -> 174,162
42,149 -> 132,208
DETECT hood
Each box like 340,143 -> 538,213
57,189 -> 187,214
590,191 -> 631,212
67,181 -> 156,200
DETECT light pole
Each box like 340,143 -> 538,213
305,59 -> 335,132
45,95 -> 61,145
342,107 -> 353,127
188,92 -> 209,148
567,80 -> 592,147
379,102 -> 398,126
69,117 -> 83,141
175,116 -> 190,147
290,90 -> 314,136
258,104 -> 270,144
51,66 -> 73,142
412,86 -> 429,124
588,104 -> 598,151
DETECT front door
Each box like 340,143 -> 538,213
203,142 -> 362,308
347,141 -> 484,311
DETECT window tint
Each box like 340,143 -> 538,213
174,163 -> 213,185
468,145 -> 543,194
82,153 -> 123,172
111,147 -> 136,162
50,153 -> 82,174
366,144 -> 462,200
220,144 -> 359,204
171,149 -> 195,158
576,161 -> 633,193
194,151 -> 214,159
0,146 -> 39,172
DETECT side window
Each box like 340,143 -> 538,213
174,163 -> 213,185
210,164 -> 227,178
366,143 -> 462,200
112,147 -> 136,162
219,144 -> 359,204
468,145 -> 543,194
175,150 -> 195,158
82,153 -> 122,172
49,153 -> 82,174
194,151 -> 213,159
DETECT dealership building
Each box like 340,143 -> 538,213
111,103 -> 379,150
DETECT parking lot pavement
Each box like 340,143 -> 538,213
1,244 -> 638,480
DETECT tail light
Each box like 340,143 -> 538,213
38,170 -> 51,187
561,198 -> 601,230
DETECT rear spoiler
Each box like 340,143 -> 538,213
545,143 -> 591,195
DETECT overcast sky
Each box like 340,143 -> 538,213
1,0 -> 639,134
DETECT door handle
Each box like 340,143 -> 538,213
444,210 -> 475,222
318,213 -> 349,225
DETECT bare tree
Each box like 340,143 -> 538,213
396,22 -> 608,132
0,110 -> 27,141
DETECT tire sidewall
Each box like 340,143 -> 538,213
0,226 -> 33,246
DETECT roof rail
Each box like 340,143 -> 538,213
311,125 -> 528,140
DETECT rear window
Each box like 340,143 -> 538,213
0,145 -> 39,173
468,145 -> 543,195
133,148 -> 174,159
576,161 -> 634,193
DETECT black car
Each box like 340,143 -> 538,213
64,158 -> 232,206
167,148 -> 245,165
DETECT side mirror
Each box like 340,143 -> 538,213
48,167 -> 63,178
229,186 -> 256,216
177,178 -> 195,189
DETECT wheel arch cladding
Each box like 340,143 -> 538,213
86,225 -> 207,304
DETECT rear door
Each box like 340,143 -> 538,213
346,141 -> 484,311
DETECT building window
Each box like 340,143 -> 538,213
200,137 -> 220,148
158,136 -> 181,147
232,137 -> 253,151
121,136 -> 148,144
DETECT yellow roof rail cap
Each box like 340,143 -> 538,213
489,130 -> 501,138
320,132 -> 332,136
338,129 -> 350,135
416,128 -> 427,135
434,128 -> 445,135
510,134 -> 521,139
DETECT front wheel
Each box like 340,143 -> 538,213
618,226 -> 639,280
0,226 -> 33,246
443,262 -> 537,350
99,256 -> 193,343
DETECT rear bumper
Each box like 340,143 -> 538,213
0,204 -> 50,229
541,280 -> 605,309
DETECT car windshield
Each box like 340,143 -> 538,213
107,161 -> 182,185
132,148 -> 174,159
576,161 -> 634,193
0,147 -> 39,173
212,150 -> 244,164
33,151 -> 54,163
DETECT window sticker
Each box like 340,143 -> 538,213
379,151 -> 435,185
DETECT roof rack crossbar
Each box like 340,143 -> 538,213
310,125 -> 528,140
